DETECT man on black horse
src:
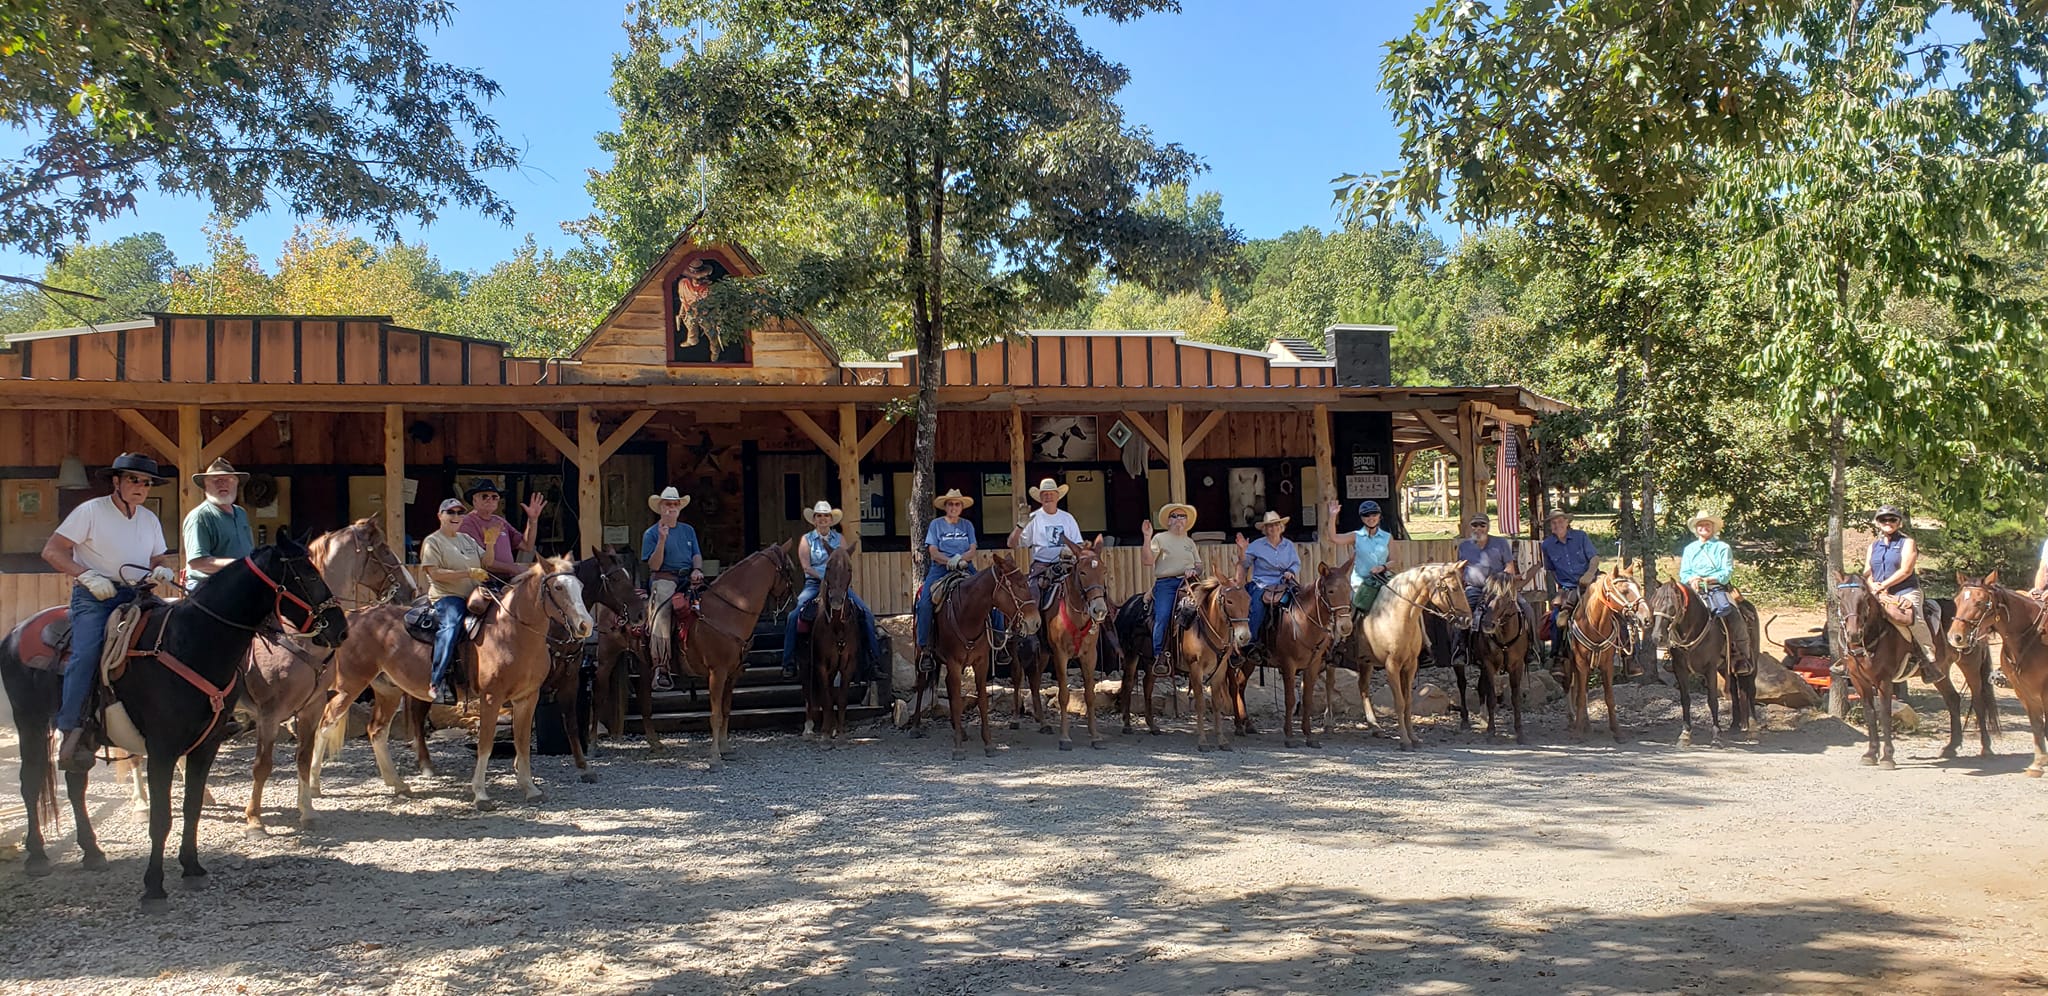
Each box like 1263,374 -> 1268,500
42,453 -> 182,771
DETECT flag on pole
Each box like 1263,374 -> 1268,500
1496,426 -> 1521,536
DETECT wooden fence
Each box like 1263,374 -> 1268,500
0,539 -> 1545,633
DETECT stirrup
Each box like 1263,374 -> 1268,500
917,651 -> 937,675
1150,652 -> 1171,678
651,668 -> 675,692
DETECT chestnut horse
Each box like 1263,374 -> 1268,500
1836,573 -> 1999,767
1181,577 -> 1253,751
802,546 -> 859,741
311,559 -> 592,806
1950,572 -> 2047,775
241,517 -> 415,833
907,554 -> 1041,758
1562,569 -> 1649,740
1647,580 -> 1758,747
671,539 -> 801,767
1029,539 -> 1111,751
1472,571 -> 1535,743
1345,563 -> 1471,750
1270,557 -> 1355,749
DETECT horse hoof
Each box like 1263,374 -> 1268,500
985,747 -> 999,758
1058,740 -> 1073,752
475,798 -> 497,812
1198,744 -> 1215,753
1008,720 -> 1020,731
1038,724 -> 1056,735
1880,759 -> 1898,771
910,727 -> 928,739
1091,740 -> 1106,750
80,851 -> 108,872
525,791 -> 546,803
1859,755 -> 1877,766
719,750 -> 739,761
141,895 -> 169,914
1306,740 -> 1323,749
2026,767 -> 2043,779
23,855 -> 50,878
1939,748 -> 1958,760
1284,740 -> 1298,749
1677,732 -> 1692,747
1148,728 -> 1164,737
952,750 -> 966,761
180,872 -> 209,890
244,825 -> 269,841
579,772 -> 598,784
1218,742 -> 1235,752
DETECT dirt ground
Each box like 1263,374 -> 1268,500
3,631 -> 2045,995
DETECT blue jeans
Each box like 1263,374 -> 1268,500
1150,577 -> 1184,655
58,585 -> 134,732
785,579 -> 881,668
1247,581 -> 1284,638
430,595 -> 466,688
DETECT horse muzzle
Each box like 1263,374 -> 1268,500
308,608 -> 350,648
1231,623 -> 1251,648
1015,614 -> 1042,637
1088,597 -> 1108,623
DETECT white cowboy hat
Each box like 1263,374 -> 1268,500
648,486 -> 693,514
807,500 -> 844,526
1689,510 -> 1723,533
1546,508 -> 1571,523
1255,510 -> 1290,530
1027,477 -> 1068,501
933,488 -> 976,510
189,457 -> 249,487
1156,503 -> 1197,529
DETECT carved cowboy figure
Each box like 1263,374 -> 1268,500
1539,508 -> 1600,668
1678,511 -> 1752,674
457,478 -> 544,580
181,458 -> 254,591
1140,502 -> 1201,675
1864,505 -> 1938,666
643,485 -> 704,692
420,498 -> 491,704
781,501 -> 882,680
1325,499 -> 1393,614
43,453 -> 182,769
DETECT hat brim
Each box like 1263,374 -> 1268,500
1156,504 -> 1197,529
1691,516 -> 1722,531
648,493 -> 693,514
1259,517 -> 1291,529
809,508 -> 846,526
933,494 -> 976,510
99,467 -> 167,486
1027,484 -> 1070,501
190,471 -> 250,486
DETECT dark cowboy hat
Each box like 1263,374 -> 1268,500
189,457 -> 250,487
99,452 -> 170,486
1872,505 -> 1906,523
461,478 -> 504,503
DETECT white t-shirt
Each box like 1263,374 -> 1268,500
1018,509 -> 1082,563
55,495 -> 167,581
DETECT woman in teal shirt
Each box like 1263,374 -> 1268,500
1678,510 -> 1750,671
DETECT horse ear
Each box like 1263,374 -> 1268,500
1987,569 -> 2000,585
1831,569 -> 1845,587
1091,535 -> 1104,550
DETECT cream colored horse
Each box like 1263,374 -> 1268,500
1346,563 -> 1471,750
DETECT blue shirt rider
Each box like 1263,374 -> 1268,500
1236,510 -> 1301,642
781,501 -> 881,681
914,489 -> 982,672
1539,508 -> 1598,664
1678,510 -> 1752,673
1325,499 -> 1393,614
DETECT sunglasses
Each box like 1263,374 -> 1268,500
1877,516 -> 1901,524
1168,512 -> 1187,519
116,474 -> 157,486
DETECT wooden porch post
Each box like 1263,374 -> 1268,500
838,403 -> 860,547
177,406 -> 202,528
576,406 -> 601,557
1312,403 -> 1335,510
1455,401 -> 1484,525
383,405 -> 404,553
1009,406 -> 1026,519
1166,403 -> 1186,504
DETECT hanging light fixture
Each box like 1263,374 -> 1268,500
56,412 -> 89,489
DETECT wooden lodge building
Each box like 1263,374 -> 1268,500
0,236 -> 1563,627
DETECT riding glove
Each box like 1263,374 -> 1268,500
76,570 -> 116,600
148,566 -> 178,587
468,567 -> 491,582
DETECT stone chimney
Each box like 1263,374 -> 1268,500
1328,325 -> 1393,387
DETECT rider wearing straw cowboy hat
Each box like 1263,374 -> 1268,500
914,489 -> 982,673
1141,501 -> 1201,673
1863,504 -> 1938,666
643,485 -> 703,691
781,500 -> 882,680
44,453 -> 182,769
1236,510 -> 1301,644
182,457 -> 254,591
1679,510 -> 1752,674
1009,477 -> 1082,597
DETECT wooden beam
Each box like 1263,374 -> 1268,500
1182,409 -> 1226,455
1009,406 -> 1026,527
837,403 -> 860,548
383,405 -> 404,556
1472,400 -> 1535,427
1118,409 -> 1170,456
782,409 -> 841,458
518,410 -> 577,458
594,409 -> 656,464
113,408 -> 177,463
577,406 -> 601,557
1312,404 -> 1335,506
177,406 -> 202,527
1411,407 -> 1467,460
1166,403 -> 1187,504
852,413 -> 895,461
1456,402 -> 1484,525
197,409 -> 272,465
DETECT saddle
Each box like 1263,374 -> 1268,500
930,564 -> 972,611
1876,592 -> 1934,630
15,594 -> 169,684
1034,560 -> 1074,615
403,595 -> 486,645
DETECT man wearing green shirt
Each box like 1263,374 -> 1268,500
182,458 -> 255,591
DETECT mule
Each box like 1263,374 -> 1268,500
1562,569 -> 1648,741
907,554 -> 1041,758
1109,590 -> 1173,736
1028,539 -> 1111,751
242,517 -> 415,834
1179,577 -> 1253,752
1647,581 -> 1758,747
668,539 -> 801,767
803,546 -> 860,741
1270,558 -> 1355,749
1344,563 -> 1471,750
1472,572 -> 1535,744
1,537 -> 347,907
1950,572 -> 2046,774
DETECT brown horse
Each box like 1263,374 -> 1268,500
670,538 -> 801,768
1950,572 -> 2047,775
1647,580 -> 1757,747
310,559 -> 592,806
1180,577 -> 1252,751
1346,563 -> 1471,750
241,518 -> 415,833
908,554 -> 1041,758
1562,568 -> 1649,741
1271,557 -> 1355,749
1827,574 -> 1997,765
1473,571 -> 1535,744
802,546 -> 859,741
1028,539 -> 1111,751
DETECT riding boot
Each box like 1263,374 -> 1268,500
1152,647 -> 1171,678
57,728 -> 95,772
433,682 -> 457,706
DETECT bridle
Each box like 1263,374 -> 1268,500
1188,579 -> 1251,665
236,551 -> 341,641
1046,551 -> 1108,655
1951,580 -> 2044,657
1650,582 -> 1716,652
333,529 -> 410,609
1480,578 -> 1529,648
1378,567 -> 1468,625
1570,576 -> 1642,654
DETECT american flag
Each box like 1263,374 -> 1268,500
1496,426 -> 1521,536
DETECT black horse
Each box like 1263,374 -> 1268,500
1647,581 -> 1760,745
1,534 -> 347,907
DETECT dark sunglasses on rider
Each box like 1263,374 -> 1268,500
1876,515 -> 1900,524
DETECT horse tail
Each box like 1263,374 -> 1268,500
318,705 -> 348,760
39,734 -> 61,835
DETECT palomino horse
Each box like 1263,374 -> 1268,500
907,554 -> 1041,758
1180,577 -> 1253,751
1345,563 -> 1471,750
535,550 -> 643,780
0,537 -> 347,907
1562,568 -> 1649,741
1647,580 -> 1759,747
803,546 -> 860,741
1027,539 -> 1111,751
671,539 -> 801,767
311,559 -> 592,806
1270,557 -> 1355,749
1950,572 -> 2047,775
241,518 -> 415,833
1472,571 -> 1535,743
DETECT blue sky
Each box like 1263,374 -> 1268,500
2,0 -> 1439,278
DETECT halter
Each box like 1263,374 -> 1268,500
337,531 -> 409,609
1951,580 -> 2045,658
236,551 -> 340,639
1378,567 -> 1467,624
489,570 -> 586,642
1833,580 -> 1875,660
1188,580 -> 1251,666
1047,552 -> 1108,656
1650,583 -> 1717,652
1568,577 -> 1641,655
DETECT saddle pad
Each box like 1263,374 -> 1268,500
15,606 -> 71,671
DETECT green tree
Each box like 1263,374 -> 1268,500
0,0 -> 519,260
438,236 -> 613,356
601,0 -> 1232,571
0,232 -> 174,334
167,217 -> 277,313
